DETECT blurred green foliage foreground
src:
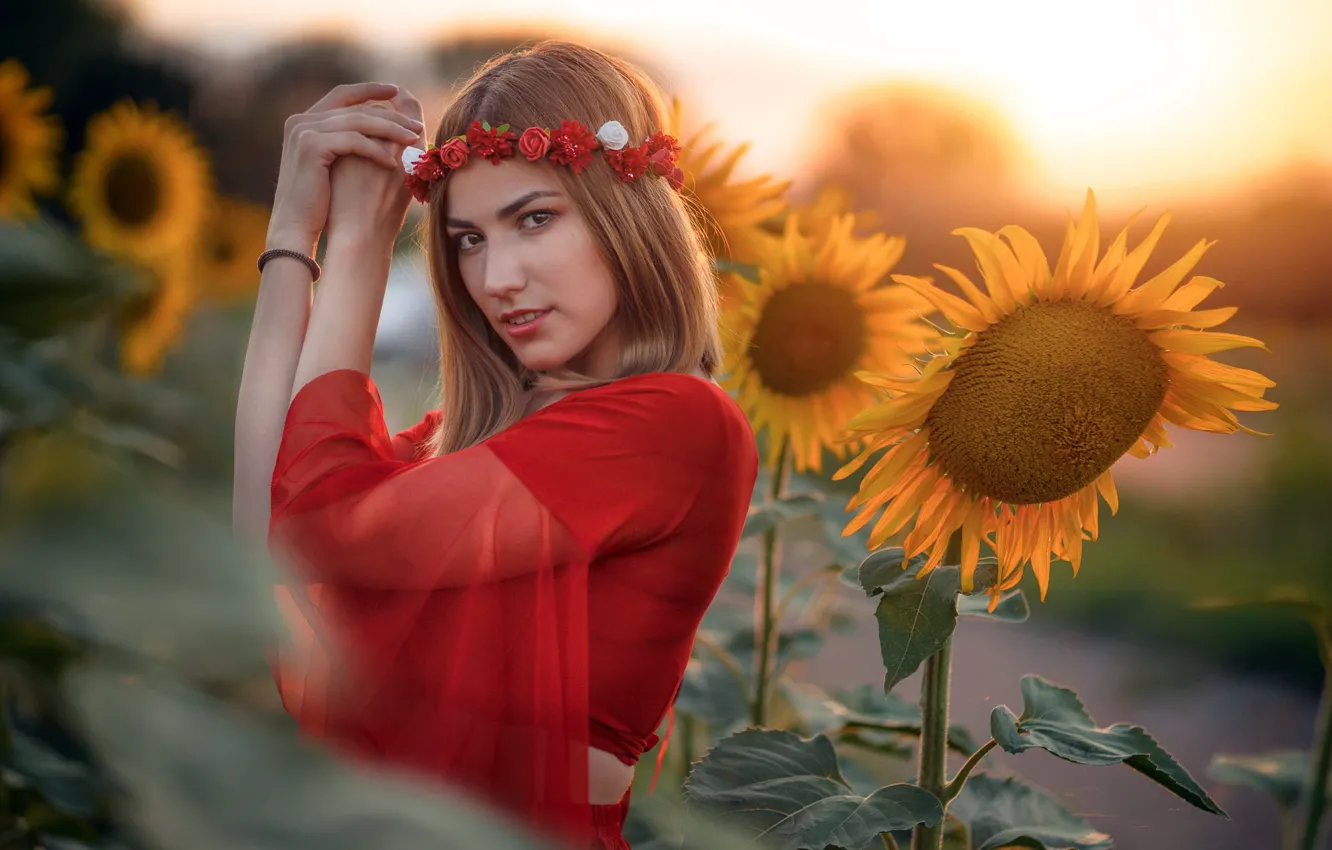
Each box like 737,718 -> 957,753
0,220 -> 776,850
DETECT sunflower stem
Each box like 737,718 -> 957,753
912,530 -> 963,850
752,435 -> 790,727
1297,620 -> 1332,850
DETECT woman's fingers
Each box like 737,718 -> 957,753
313,131 -> 400,169
299,111 -> 422,148
308,82 -> 399,113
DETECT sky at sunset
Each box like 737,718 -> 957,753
124,0 -> 1332,207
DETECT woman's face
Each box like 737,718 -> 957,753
445,158 -> 620,378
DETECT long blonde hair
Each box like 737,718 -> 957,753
422,41 -> 720,456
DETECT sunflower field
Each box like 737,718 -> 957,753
2,8 -> 1330,850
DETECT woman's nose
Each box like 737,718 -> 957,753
482,250 -> 526,299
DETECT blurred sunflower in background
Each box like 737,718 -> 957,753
68,100 -> 212,266
724,212 -> 936,474
120,261 -> 198,376
199,196 -> 270,302
669,103 -> 789,304
840,191 -> 1277,601
788,185 -> 879,239
0,59 -> 62,219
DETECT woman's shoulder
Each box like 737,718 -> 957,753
551,371 -> 749,430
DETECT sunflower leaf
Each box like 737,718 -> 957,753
683,729 -> 942,850
950,774 -> 1113,850
959,590 -> 1030,623
856,547 -> 929,597
1207,750 -> 1310,809
874,566 -> 960,694
992,676 -> 1226,816
0,221 -> 139,339
3,725 -> 98,817
742,494 -> 822,539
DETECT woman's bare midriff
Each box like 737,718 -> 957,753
588,746 -> 635,804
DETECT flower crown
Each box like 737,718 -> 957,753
402,119 -> 684,203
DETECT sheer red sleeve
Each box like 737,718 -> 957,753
267,369 -> 732,844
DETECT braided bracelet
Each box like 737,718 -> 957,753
257,248 -> 322,282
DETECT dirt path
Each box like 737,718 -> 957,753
798,617 -> 1321,850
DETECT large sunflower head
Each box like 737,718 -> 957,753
199,196 -> 271,302
0,59 -> 62,219
68,100 -> 212,266
723,212 -> 937,474
120,261 -> 198,376
838,190 -> 1277,602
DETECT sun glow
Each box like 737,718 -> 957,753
125,0 -> 1332,199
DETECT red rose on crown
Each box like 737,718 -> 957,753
644,131 -> 681,159
607,145 -> 650,182
439,138 -> 470,169
467,120 -> 515,164
517,127 -> 551,161
547,120 -> 598,174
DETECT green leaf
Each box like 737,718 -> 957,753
941,814 -> 970,850
677,655 -> 750,737
959,590 -> 1029,623
684,729 -> 942,849
992,676 -> 1226,816
1208,750 -> 1310,809
712,258 -> 761,283
874,567 -> 959,694
0,220 -> 140,339
65,665 -> 555,850
951,774 -> 1113,850
496,123 -> 510,133
481,119 -> 491,130
742,495 -> 822,539
826,684 -> 978,755
5,729 -> 97,817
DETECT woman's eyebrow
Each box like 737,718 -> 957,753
446,190 -> 564,229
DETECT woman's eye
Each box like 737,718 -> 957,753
456,233 -> 482,251
521,210 -> 554,229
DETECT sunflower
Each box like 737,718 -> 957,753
68,100 -> 211,266
668,103 -> 789,292
0,59 -> 62,219
121,261 -> 198,376
723,212 -> 938,474
838,190 -> 1277,601
199,196 -> 271,301
789,185 -> 879,239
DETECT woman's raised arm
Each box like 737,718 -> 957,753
232,83 -> 423,544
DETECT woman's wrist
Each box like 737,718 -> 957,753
265,227 -> 320,256
324,228 -> 397,264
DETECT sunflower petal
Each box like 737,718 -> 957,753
936,264 -> 1003,325
1161,275 -> 1226,312
1136,306 -> 1238,330
893,273 -> 990,332
1095,469 -> 1119,514
1060,190 -> 1101,298
1160,351 -> 1276,388
1097,212 -> 1172,305
998,224 -> 1051,296
953,227 -> 1017,314
1150,329 -> 1268,354
1115,239 -> 1216,316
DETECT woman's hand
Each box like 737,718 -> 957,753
267,82 -> 424,254
324,89 -> 425,254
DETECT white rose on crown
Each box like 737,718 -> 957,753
402,145 -> 426,172
594,120 -> 630,150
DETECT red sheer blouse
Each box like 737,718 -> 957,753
267,369 -> 757,843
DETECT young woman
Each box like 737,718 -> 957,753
232,41 -> 758,849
